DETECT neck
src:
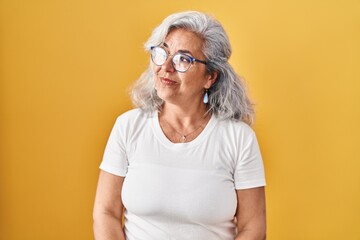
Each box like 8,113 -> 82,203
158,102 -> 211,143
160,102 -> 209,128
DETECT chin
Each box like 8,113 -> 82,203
156,91 -> 175,103
156,84 -> 177,99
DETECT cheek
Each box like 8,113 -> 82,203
152,67 -> 160,83
153,65 -> 161,75
153,70 -> 162,89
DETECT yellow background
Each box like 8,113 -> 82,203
1,0 -> 359,239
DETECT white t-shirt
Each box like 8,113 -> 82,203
100,108 -> 266,240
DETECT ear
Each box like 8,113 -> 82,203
204,71 -> 218,89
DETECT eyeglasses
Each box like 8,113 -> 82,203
150,46 -> 207,73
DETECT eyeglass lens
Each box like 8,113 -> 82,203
151,47 -> 192,72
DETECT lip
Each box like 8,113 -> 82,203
160,77 -> 178,86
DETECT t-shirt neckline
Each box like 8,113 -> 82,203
151,111 -> 218,149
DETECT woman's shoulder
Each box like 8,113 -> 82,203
114,108 -> 154,127
116,108 -> 153,119
218,119 -> 254,133
216,117 -> 256,137
117,108 -> 142,118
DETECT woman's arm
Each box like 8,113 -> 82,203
235,187 -> 266,240
93,170 -> 126,240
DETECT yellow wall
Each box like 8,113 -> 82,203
1,0 -> 359,239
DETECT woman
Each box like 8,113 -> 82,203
93,11 -> 266,240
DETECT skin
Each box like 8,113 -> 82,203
93,171 -> 125,240
235,187 -> 267,240
154,28 -> 217,133
93,28 -> 266,240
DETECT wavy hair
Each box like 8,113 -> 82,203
131,11 -> 255,125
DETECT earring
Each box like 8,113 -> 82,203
203,89 -> 209,104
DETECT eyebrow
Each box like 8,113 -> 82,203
162,42 -> 194,56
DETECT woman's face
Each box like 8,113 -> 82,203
153,28 -> 216,107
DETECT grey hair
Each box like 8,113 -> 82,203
131,11 -> 255,125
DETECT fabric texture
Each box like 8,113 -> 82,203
100,108 -> 266,240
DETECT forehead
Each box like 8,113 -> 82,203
164,29 -> 204,56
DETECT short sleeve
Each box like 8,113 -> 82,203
234,128 -> 266,189
99,116 -> 128,177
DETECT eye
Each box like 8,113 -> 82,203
179,55 -> 191,63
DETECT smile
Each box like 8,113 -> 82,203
160,77 -> 178,86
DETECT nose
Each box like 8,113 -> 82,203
161,56 -> 175,72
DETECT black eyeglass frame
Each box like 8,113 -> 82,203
150,46 -> 207,73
